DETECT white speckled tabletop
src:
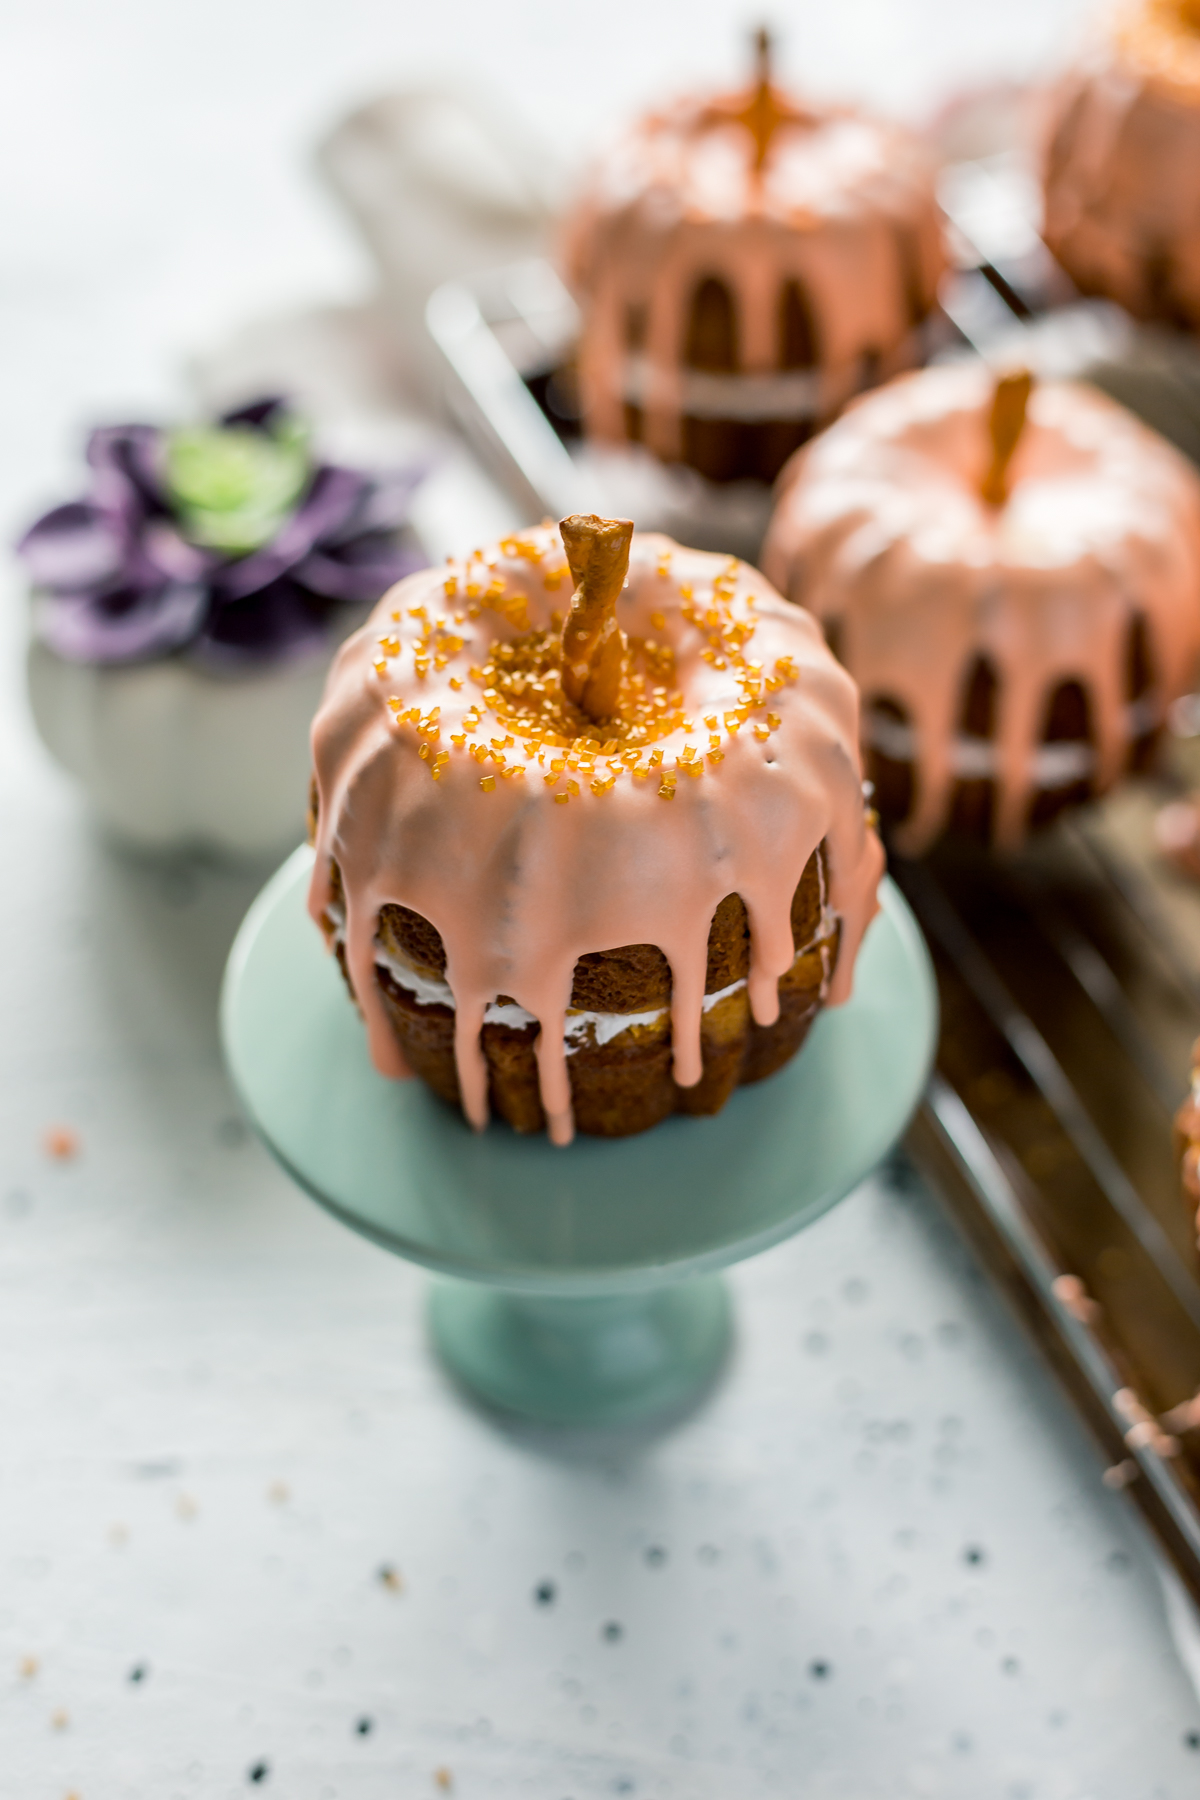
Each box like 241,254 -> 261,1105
4,3 -> 1200,1796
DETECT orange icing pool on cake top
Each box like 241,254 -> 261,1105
763,363 -> 1200,853
308,524 -> 883,1145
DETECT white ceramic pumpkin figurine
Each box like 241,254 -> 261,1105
18,399 -> 422,860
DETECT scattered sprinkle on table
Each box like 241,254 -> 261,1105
42,1126 -> 79,1160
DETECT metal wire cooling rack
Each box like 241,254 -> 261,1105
898,802 -> 1200,1605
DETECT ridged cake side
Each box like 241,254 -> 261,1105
315,840 -> 838,1138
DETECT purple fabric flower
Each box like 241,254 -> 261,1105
16,400 -> 425,666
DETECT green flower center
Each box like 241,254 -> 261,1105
165,417 -> 311,554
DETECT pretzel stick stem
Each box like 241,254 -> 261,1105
981,367 -> 1034,507
559,514 -> 633,723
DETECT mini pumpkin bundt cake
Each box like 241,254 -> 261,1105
308,515 -> 883,1143
762,362 -> 1200,854
561,32 -> 945,488
1042,0 -> 1200,331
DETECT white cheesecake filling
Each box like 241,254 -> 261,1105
864,695 -> 1159,791
620,330 -> 923,423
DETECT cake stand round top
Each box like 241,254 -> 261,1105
221,847 -> 936,1295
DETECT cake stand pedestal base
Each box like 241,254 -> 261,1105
428,1275 -> 731,1424
220,849 -> 937,1431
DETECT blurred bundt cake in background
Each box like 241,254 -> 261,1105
562,32 -> 946,487
1042,0 -> 1200,332
763,362 -> 1200,853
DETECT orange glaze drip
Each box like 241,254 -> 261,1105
309,527 -> 883,1146
762,363 -> 1200,854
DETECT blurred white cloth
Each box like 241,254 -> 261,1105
317,84 -> 571,400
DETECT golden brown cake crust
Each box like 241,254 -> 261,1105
327,844 -> 835,1138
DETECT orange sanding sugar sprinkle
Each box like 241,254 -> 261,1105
482,583 -> 528,633
473,557 -> 793,757
43,1126 -> 79,1160
498,534 -> 545,564
478,627 -> 686,750
386,558 -> 800,792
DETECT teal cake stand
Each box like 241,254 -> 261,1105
220,848 -> 937,1425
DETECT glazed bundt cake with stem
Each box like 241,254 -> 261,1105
762,361 -> 1200,854
562,30 -> 945,489
307,513 -> 883,1143
1042,0 -> 1200,333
